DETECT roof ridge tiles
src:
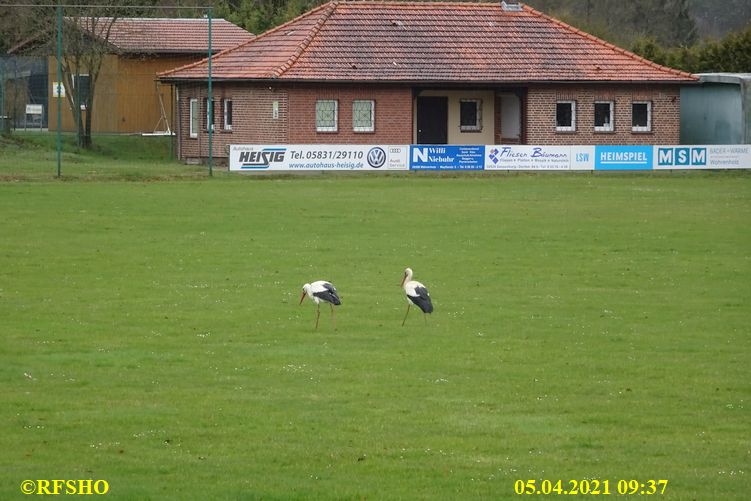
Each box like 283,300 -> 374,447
91,17 -> 231,21
160,3 -> 334,81
243,0 -> 338,43
336,1 -> 498,7
272,0 -> 340,79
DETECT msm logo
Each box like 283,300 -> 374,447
657,147 -> 707,167
239,148 -> 286,169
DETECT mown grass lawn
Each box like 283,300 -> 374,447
1,135 -> 749,499
0,132 -> 205,181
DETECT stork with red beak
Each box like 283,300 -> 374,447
300,280 -> 341,329
400,267 -> 433,325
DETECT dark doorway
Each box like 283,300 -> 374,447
416,96 -> 448,144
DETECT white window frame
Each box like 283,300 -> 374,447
205,98 -> 214,131
352,99 -> 375,132
189,98 -> 199,138
223,98 -> 232,130
316,99 -> 338,132
631,101 -> 652,132
555,100 -> 576,132
459,99 -> 482,132
594,101 -> 614,132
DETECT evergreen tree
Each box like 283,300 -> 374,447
632,25 -> 751,73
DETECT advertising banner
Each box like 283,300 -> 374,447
485,145 -> 573,170
594,145 -> 653,170
229,144 -> 409,171
230,144 -> 749,172
410,145 -> 485,170
570,146 -> 596,170
654,145 -> 751,170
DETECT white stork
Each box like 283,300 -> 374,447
300,280 -> 341,329
400,267 -> 433,326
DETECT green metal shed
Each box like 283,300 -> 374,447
681,73 -> 751,144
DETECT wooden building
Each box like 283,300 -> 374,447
48,17 -> 253,134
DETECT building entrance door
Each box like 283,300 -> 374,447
416,96 -> 448,144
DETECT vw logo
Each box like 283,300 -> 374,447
367,147 -> 387,168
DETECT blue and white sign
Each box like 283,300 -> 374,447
655,147 -> 707,168
654,145 -> 750,170
595,145 -> 653,170
229,144 -> 409,171
570,146 -> 596,170
485,145 -> 572,170
410,145 -> 485,170
229,144 -> 749,173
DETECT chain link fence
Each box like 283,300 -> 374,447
1,3 -> 232,179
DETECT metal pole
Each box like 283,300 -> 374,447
0,59 -> 5,135
56,1 -> 63,177
207,7 -> 213,177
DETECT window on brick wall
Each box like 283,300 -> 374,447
205,98 -> 215,131
460,99 -> 482,132
189,98 -> 199,138
632,101 -> 651,132
223,99 -> 233,130
316,99 -> 338,132
556,101 -> 576,131
594,101 -> 614,132
353,100 -> 375,132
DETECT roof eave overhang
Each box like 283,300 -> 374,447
159,76 -> 699,86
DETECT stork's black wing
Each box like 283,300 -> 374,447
314,282 -> 341,305
409,286 -> 433,313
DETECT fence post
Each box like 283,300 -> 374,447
0,58 -> 6,135
56,2 -> 63,177
207,7 -> 213,177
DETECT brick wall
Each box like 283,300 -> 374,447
175,81 -> 682,161
287,84 -> 413,144
526,84 -> 681,145
177,83 -> 289,161
176,83 -> 413,161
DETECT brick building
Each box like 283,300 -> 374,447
159,1 -> 697,163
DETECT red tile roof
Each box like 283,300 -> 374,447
160,1 -> 696,83
75,17 -> 254,54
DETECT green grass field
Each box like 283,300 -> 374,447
0,132 -> 205,181
1,135 -> 750,499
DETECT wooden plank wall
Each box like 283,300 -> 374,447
48,54 -> 197,134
